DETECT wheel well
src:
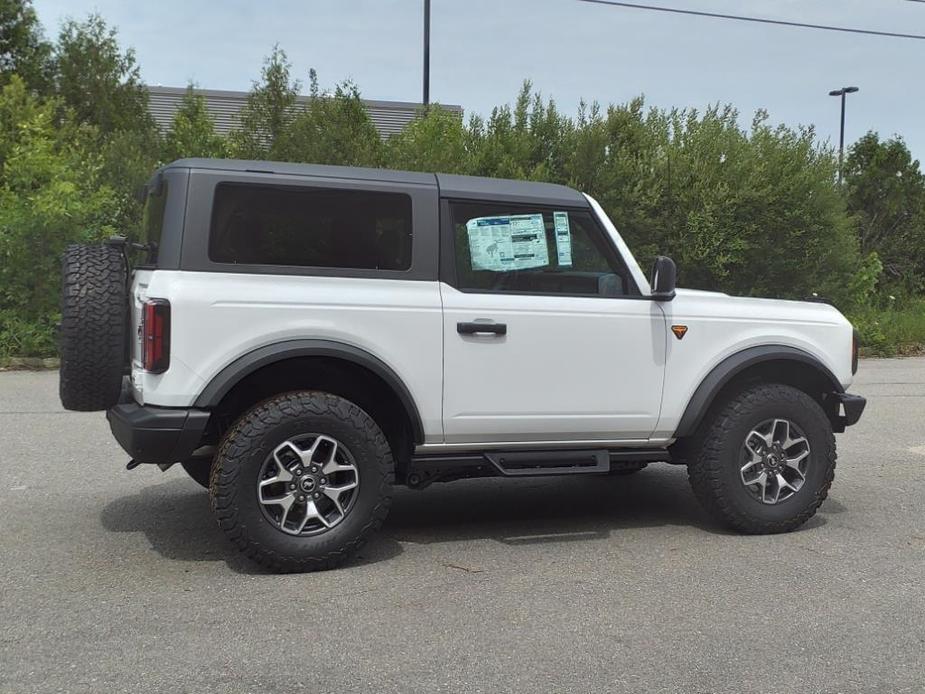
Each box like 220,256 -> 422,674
674,355 -> 843,442
205,356 -> 416,481
717,359 -> 834,409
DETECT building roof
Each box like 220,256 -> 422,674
164,158 -> 586,207
146,85 -> 463,139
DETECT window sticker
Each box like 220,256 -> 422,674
553,211 -> 572,267
466,214 -> 549,271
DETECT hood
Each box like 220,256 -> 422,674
671,288 -> 849,326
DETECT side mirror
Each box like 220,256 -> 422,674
650,256 -> 677,301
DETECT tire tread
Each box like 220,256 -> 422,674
687,382 -> 836,534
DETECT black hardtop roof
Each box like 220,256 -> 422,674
164,158 -> 587,207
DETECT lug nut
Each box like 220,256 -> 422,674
310,466 -> 318,473
289,483 -> 296,490
294,468 -> 303,475
313,492 -> 320,499
320,478 -> 327,485
298,495 -> 306,502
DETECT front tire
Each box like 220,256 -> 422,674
687,383 -> 836,534
209,391 -> 393,572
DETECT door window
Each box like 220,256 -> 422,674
448,202 -> 634,297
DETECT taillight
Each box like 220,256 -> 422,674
851,328 -> 859,375
142,299 -> 170,374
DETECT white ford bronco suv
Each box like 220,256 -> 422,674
58,159 -> 865,572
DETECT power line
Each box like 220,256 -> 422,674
578,0 -> 925,40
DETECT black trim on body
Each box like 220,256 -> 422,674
107,402 -> 210,464
834,392 -> 866,428
193,339 -> 425,444
673,345 -> 846,438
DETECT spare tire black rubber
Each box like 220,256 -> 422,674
59,244 -> 128,412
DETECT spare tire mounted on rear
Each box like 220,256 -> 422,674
59,244 -> 128,412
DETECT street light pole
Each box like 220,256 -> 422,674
423,0 -> 431,108
828,86 -> 859,184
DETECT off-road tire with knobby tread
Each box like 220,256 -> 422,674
59,244 -> 128,411
686,382 -> 836,534
209,391 -> 394,573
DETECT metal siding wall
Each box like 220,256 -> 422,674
147,86 -> 462,140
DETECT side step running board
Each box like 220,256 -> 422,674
407,447 -> 671,488
485,450 -> 609,476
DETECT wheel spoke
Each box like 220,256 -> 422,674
322,481 -> 357,515
763,475 -> 781,504
740,458 -> 762,479
745,430 -> 769,457
270,443 -> 298,480
322,457 -> 357,476
296,500 -> 331,532
773,419 -> 793,445
782,429 -> 808,450
262,492 -> 296,529
743,469 -> 768,491
776,473 -> 798,494
784,449 -> 809,477
300,435 -> 336,466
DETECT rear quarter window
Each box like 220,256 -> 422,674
142,180 -> 168,249
208,182 -> 413,271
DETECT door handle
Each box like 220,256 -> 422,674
457,321 -> 507,336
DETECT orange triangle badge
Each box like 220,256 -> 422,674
671,325 -> 689,340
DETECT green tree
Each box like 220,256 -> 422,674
845,132 -> 925,291
0,0 -> 52,91
384,104 -> 468,173
277,70 -> 382,166
0,77 -> 119,355
467,82 -> 573,181
228,45 -> 298,159
53,14 -> 153,135
162,84 -> 226,161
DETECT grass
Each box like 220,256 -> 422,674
850,299 -> 925,357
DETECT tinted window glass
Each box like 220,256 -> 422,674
450,202 -> 632,296
209,183 -> 412,270
142,180 -> 168,249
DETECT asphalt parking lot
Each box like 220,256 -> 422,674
1,360 -> 923,694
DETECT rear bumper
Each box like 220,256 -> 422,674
107,400 -> 210,464
832,392 -> 866,432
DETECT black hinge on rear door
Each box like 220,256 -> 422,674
105,236 -> 144,375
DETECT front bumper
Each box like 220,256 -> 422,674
831,392 -> 866,432
107,401 -> 210,464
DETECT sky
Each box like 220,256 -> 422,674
30,0 -> 925,162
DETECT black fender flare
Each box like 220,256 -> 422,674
673,345 -> 844,438
194,339 -> 425,444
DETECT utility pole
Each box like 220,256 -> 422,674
828,86 -> 859,184
423,0 -> 431,108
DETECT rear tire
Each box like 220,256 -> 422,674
209,391 -> 394,572
59,244 -> 127,411
687,383 -> 836,534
